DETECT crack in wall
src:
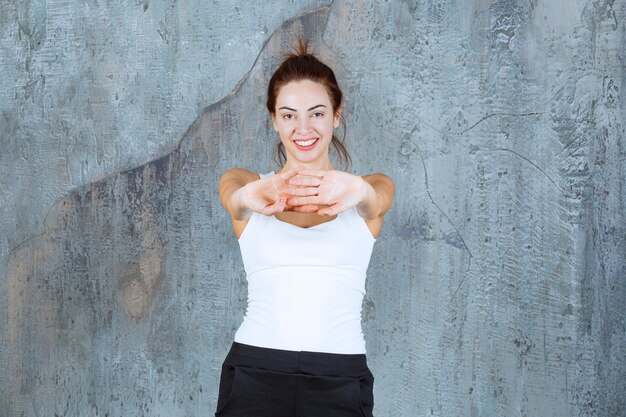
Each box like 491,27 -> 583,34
403,111 -> 543,137
418,153 -> 475,253
455,112 -> 543,135
5,196 -> 59,271
477,147 -> 560,190
5,5 -> 334,270
417,151 -> 490,301
451,256 -> 473,301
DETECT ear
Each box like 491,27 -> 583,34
333,105 -> 343,128
271,114 -> 279,132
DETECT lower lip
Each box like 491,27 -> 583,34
294,138 -> 319,151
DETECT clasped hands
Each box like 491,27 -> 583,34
241,167 -> 367,216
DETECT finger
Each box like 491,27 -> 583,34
297,169 -> 327,178
317,203 -> 346,216
286,196 -> 321,206
283,186 -> 319,197
278,167 -> 305,181
260,198 -> 286,215
288,176 -> 322,186
288,204 -> 319,213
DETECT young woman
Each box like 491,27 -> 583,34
216,40 -> 394,417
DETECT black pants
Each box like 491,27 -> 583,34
215,342 -> 374,417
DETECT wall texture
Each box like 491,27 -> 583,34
1,1 -> 624,417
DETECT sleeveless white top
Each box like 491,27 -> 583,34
234,172 -> 376,354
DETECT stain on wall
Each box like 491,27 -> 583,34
1,1 -> 624,416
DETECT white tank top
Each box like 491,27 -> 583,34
234,172 -> 376,354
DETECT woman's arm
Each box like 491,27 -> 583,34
218,168 -> 259,220
218,167 -> 304,221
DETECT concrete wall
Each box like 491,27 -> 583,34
1,1 -> 624,416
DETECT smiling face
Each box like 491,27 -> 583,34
271,79 -> 341,170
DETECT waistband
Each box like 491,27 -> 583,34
224,342 -> 372,378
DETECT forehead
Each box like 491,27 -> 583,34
275,80 -> 332,109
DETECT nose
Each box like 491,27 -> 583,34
296,117 -> 311,134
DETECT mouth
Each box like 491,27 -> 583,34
293,137 -> 319,151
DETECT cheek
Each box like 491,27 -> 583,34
320,119 -> 336,135
277,125 -> 295,141
310,118 -> 332,130
274,120 -> 289,133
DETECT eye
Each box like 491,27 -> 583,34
282,113 -> 295,120
312,112 -> 324,118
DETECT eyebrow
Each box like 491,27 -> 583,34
278,104 -> 327,112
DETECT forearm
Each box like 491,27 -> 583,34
218,169 -> 254,221
228,185 -> 253,221
356,178 -> 384,220
356,174 -> 394,220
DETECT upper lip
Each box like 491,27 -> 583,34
294,137 -> 318,141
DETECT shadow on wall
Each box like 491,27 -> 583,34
5,7 -> 333,415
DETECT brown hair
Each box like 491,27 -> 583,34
267,39 -> 351,168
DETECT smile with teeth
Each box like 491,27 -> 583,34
294,138 -> 319,148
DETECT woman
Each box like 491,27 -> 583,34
216,40 -> 394,417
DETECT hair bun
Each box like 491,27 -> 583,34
286,38 -> 313,58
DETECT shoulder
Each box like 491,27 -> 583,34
361,172 -> 394,185
361,172 -> 394,183
220,167 -> 261,184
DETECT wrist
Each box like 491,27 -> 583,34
356,178 -> 381,219
358,177 -> 370,205
232,184 -> 252,220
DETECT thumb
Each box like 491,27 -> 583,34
261,197 -> 286,215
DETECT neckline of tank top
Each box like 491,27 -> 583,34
240,208 -> 378,242
271,210 -> 344,231
239,207 -> 376,242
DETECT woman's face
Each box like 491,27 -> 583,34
272,79 -> 340,168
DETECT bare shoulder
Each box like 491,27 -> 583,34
362,172 -> 395,186
220,167 -> 260,184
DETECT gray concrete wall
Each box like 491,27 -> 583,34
1,1 -> 624,416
